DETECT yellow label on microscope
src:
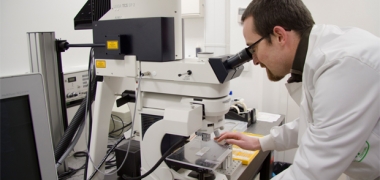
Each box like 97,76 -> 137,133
107,40 -> 119,50
96,60 -> 106,68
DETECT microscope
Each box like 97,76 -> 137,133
85,0 -> 253,179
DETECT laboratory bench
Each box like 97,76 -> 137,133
233,115 -> 285,180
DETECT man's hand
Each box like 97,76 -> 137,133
214,132 -> 262,151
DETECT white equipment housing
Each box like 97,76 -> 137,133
87,0 -> 244,179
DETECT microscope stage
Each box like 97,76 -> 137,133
166,136 -> 232,172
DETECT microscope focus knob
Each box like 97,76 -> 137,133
178,70 -> 192,77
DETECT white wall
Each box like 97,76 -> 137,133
203,0 -> 230,56
0,0 -> 93,76
304,0 -> 380,37
0,0 -> 205,77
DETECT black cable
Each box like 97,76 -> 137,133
58,164 -> 86,180
116,116 -> 126,136
111,115 -> 116,133
110,115 -> 124,133
74,151 -> 88,158
109,114 -> 127,137
105,144 -> 117,166
107,159 -> 116,163
66,43 -> 106,48
109,122 -> 131,135
88,135 -> 126,179
105,153 -> 116,165
117,126 -> 126,136
122,137 -> 188,180
105,164 -> 117,169
111,114 -> 123,121
109,114 -> 125,136
106,159 -> 116,164
84,47 -> 95,180
59,152 -> 87,180
54,48 -> 98,164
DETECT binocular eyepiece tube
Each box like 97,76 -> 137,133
223,48 -> 253,69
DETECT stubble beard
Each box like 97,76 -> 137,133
266,68 -> 285,82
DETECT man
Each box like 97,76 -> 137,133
215,0 -> 380,179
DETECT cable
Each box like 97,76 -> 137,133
86,75 -> 141,178
109,115 -> 123,137
122,137 -> 188,180
110,114 -> 127,136
84,47 -> 95,180
111,115 -> 125,129
54,72 -> 97,162
58,151 -> 88,180
54,47 -> 97,170
58,164 -> 86,180
84,71 -> 190,179
111,114 -> 123,122
73,151 -> 88,158
109,122 -> 131,135
87,135 -> 127,179
55,119 -> 85,168
110,115 -> 116,133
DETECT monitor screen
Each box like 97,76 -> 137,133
0,73 -> 57,180
1,95 -> 42,180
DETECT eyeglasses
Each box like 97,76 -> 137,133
247,37 -> 264,55
246,28 -> 291,55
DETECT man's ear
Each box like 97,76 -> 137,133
272,26 -> 288,45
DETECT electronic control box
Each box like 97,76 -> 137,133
63,69 -> 89,103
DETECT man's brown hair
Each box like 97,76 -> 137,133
242,0 -> 315,43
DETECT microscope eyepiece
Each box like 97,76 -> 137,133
209,47 -> 253,83
223,48 -> 252,69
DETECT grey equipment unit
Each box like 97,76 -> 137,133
0,73 -> 58,180
27,32 -> 67,173
64,69 -> 89,104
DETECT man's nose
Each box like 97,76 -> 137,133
253,58 -> 260,65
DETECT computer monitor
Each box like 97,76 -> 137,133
0,73 -> 58,180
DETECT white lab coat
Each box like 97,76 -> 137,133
259,24 -> 380,180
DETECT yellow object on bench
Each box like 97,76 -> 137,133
232,132 -> 263,165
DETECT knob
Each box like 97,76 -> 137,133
178,70 -> 192,77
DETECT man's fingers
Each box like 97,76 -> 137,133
225,139 -> 242,146
215,132 -> 228,139
215,132 -> 241,142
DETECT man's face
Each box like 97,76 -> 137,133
242,16 -> 291,82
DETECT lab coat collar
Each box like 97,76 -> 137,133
287,26 -> 313,83
285,82 -> 302,106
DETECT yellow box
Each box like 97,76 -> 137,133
232,132 -> 263,165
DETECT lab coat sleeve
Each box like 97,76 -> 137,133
273,57 -> 380,180
259,118 -> 300,151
